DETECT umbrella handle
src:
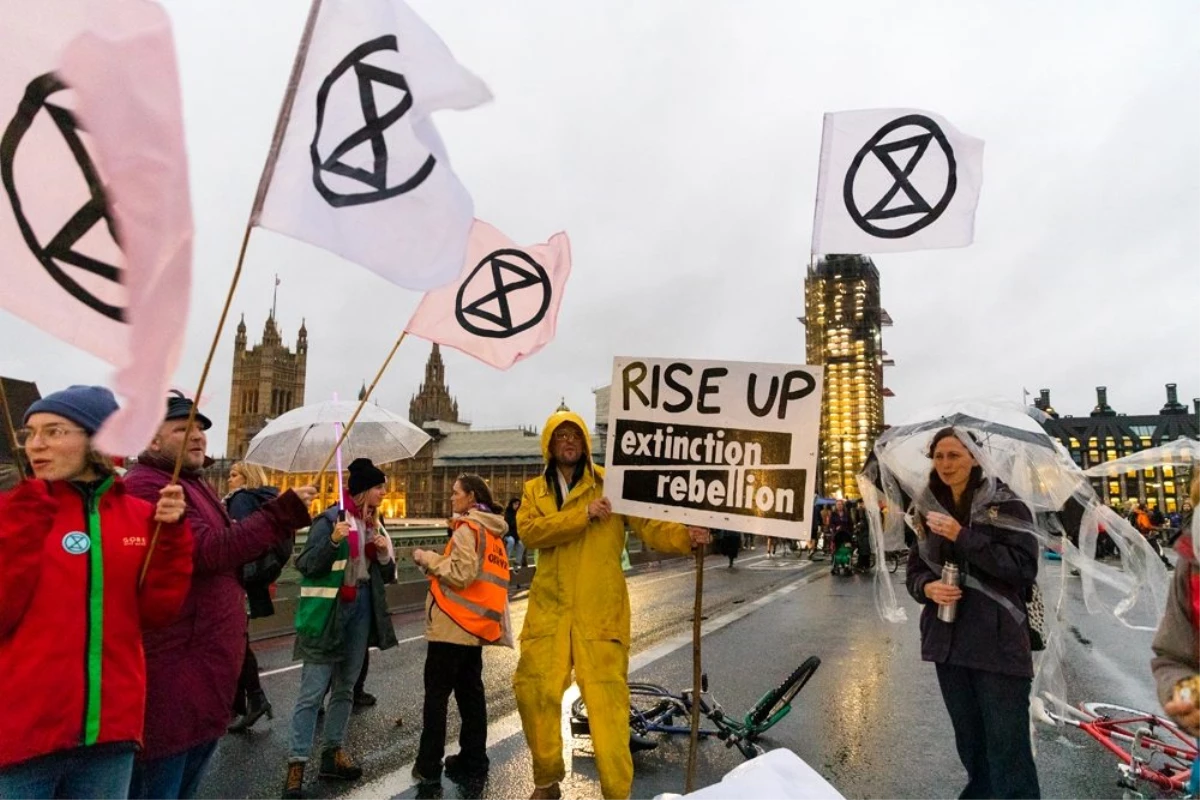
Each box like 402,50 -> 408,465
333,392 -> 345,511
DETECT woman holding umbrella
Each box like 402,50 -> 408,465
905,427 -> 1041,799
282,458 -> 398,798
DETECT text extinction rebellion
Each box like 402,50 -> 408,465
605,357 -> 823,540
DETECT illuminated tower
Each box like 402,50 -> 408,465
800,255 -> 892,499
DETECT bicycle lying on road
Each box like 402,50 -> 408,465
570,656 -> 821,760
1042,692 -> 1198,798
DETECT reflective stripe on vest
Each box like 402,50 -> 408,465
295,522 -> 350,639
429,518 -> 510,642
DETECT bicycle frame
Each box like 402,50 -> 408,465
1043,693 -> 1198,796
631,682 -> 781,758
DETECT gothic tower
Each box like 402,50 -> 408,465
409,344 -> 459,426
227,312 -> 308,458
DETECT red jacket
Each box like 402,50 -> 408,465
0,477 -> 193,769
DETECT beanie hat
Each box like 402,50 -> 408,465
164,389 -> 212,430
24,385 -> 118,435
347,458 -> 386,496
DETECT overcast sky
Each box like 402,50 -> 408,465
2,0 -> 1198,455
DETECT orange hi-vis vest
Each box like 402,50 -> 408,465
428,518 -> 510,642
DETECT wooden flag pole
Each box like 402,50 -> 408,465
314,331 -> 408,485
139,0 -> 324,587
0,378 -> 28,479
684,543 -> 705,794
249,0 -> 323,225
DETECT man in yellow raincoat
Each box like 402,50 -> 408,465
514,409 -> 710,800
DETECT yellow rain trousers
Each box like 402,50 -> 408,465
513,411 -> 693,799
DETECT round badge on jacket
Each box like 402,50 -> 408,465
62,532 -> 91,555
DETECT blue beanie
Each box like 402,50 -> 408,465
24,385 -> 119,435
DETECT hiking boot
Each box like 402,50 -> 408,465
443,754 -> 489,782
529,784 -> 561,800
318,747 -> 362,781
352,690 -> 377,707
411,763 -> 441,784
282,762 -> 304,799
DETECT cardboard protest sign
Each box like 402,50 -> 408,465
605,357 -> 823,540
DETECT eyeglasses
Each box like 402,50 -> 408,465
16,425 -> 87,447
552,429 -> 583,442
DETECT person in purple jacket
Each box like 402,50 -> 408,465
123,392 -> 315,799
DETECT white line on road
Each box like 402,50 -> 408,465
258,636 -> 424,678
257,556 -> 772,679
347,565 -> 824,799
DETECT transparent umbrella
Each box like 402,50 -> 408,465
1084,436 -> 1200,477
856,398 -> 1172,720
243,400 -> 431,473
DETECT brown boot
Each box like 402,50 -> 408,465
318,747 -> 363,781
282,761 -> 305,799
530,783 -> 561,799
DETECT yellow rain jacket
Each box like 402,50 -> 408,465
513,410 -> 693,799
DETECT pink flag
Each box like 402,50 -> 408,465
0,0 -> 193,455
405,220 -> 571,370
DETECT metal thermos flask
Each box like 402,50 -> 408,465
937,561 -> 961,623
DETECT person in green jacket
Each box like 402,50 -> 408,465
282,459 -> 399,799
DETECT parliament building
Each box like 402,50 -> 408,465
217,318 -> 551,519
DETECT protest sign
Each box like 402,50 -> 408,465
605,357 -> 823,540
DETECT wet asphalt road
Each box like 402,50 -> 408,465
198,549 -> 1176,799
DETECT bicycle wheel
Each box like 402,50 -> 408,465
748,656 -> 821,728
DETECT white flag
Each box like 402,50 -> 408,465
256,0 -> 491,291
811,108 -> 984,255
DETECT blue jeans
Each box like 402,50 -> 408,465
288,589 -> 371,761
130,739 -> 217,800
506,537 -> 526,568
0,745 -> 134,799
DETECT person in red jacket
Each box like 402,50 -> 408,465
0,385 -> 193,799
123,392 -> 315,800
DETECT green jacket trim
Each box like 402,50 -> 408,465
83,475 -> 114,746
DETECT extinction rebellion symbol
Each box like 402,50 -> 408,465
311,35 -> 435,208
62,531 -> 90,555
455,250 -> 551,339
842,114 -> 958,239
1,72 -> 125,322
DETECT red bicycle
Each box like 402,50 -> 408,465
1042,693 -> 1198,797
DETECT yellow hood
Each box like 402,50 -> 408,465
540,410 -> 593,464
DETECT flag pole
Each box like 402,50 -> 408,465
685,542 -> 705,793
0,378 -> 28,479
140,0 -> 324,587
314,331 -> 409,484
249,0 -> 324,225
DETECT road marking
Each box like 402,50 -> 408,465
630,553 -> 768,589
346,564 -> 823,799
259,556 -> 771,678
258,637 -> 424,678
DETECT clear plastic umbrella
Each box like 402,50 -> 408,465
243,400 -> 431,473
1083,436 -> 1200,477
856,398 -> 1172,718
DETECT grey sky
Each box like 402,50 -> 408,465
2,0 -> 1197,455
